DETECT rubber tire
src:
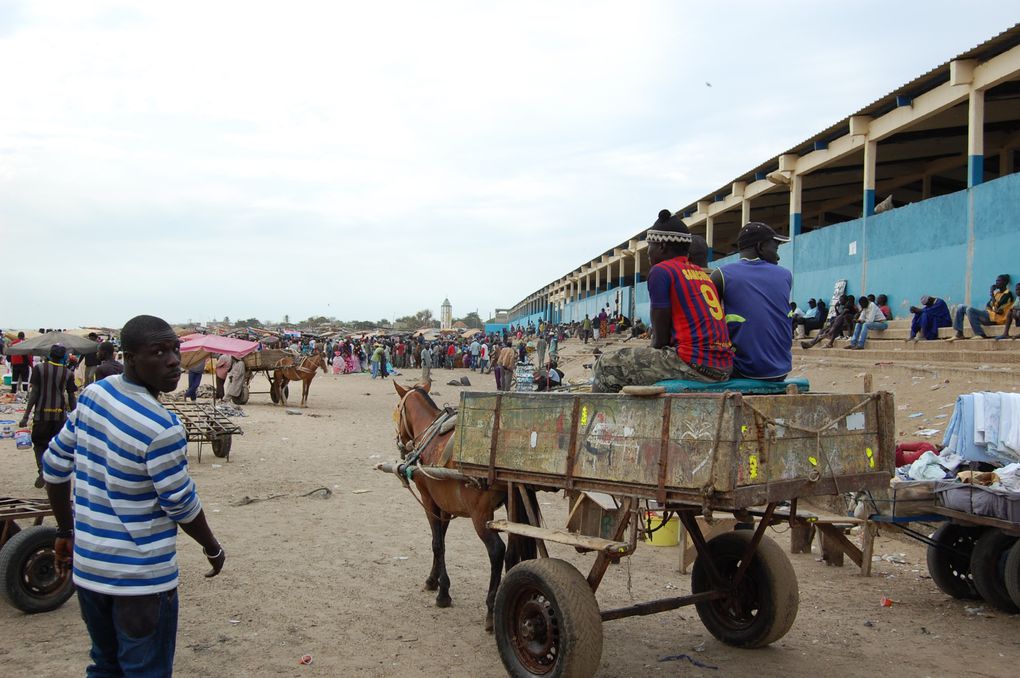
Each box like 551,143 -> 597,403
926,524 -> 982,600
211,435 -> 232,458
232,384 -> 250,405
970,529 -> 1019,613
691,531 -> 799,648
269,383 -> 280,404
0,526 -> 75,614
494,558 -> 602,678
1004,540 -> 1020,609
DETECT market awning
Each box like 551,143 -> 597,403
179,335 -> 259,370
6,332 -> 100,356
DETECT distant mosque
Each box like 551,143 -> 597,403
440,298 -> 452,330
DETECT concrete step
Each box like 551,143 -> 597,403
792,355 -> 1020,390
868,335 -> 1018,348
798,324 -> 1005,342
792,344 -> 1020,364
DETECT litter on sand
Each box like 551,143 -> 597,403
658,654 -> 718,670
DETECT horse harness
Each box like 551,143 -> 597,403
395,386 -> 458,477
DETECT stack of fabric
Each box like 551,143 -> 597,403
942,392 -> 1020,465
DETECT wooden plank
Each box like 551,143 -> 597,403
487,519 -> 630,554
815,524 -> 863,568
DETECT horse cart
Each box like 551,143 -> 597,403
0,497 -> 75,614
164,402 -> 243,461
232,349 -> 296,405
383,386 -> 895,677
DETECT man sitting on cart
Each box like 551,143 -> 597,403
592,210 -> 733,392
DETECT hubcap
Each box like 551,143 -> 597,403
511,590 -> 560,674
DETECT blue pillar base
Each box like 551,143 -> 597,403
864,189 -> 876,217
790,212 -> 802,236
968,155 -> 984,188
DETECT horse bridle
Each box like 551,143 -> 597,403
394,386 -> 424,459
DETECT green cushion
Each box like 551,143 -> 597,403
654,376 -> 810,394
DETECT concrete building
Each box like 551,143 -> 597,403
440,298 -> 453,330
506,24 -> 1020,327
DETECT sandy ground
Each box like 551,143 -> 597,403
2,339 -> 1019,677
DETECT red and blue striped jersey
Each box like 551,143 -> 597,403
647,257 -> 733,370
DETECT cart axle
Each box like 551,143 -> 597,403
600,590 -> 725,622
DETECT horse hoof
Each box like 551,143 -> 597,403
436,596 -> 452,608
424,579 -> 439,592
485,617 -> 494,633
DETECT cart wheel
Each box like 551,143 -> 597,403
925,524 -> 982,599
0,526 -> 75,614
494,558 -> 602,678
970,529 -> 1018,613
691,531 -> 798,648
211,435 -> 232,459
232,384 -> 249,405
269,383 -> 280,403
1004,540 -> 1020,609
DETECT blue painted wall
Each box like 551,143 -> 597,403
508,173 -> 1020,325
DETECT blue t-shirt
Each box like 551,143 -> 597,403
718,259 -> 793,379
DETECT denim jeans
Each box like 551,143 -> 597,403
953,305 -> 993,336
77,586 -> 178,677
370,361 -> 379,379
185,371 -> 203,401
850,321 -> 887,347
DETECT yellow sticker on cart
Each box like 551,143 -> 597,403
808,456 -> 818,467
741,425 -> 748,434
580,406 -> 588,426
866,447 -> 875,468
749,454 -> 759,479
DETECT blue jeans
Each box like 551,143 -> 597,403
370,361 -> 379,378
77,586 -> 178,677
184,371 -> 202,401
953,305 -> 993,337
850,321 -> 887,347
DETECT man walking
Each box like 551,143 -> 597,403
19,344 -> 77,488
8,331 -> 32,393
82,332 -> 101,385
536,334 -> 547,369
420,343 -> 432,384
498,341 -> 517,391
42,314 -> 225,676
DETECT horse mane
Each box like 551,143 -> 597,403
412,385 -> 441,412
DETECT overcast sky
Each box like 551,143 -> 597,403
2,2 -> 1018,329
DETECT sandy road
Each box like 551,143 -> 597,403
1,352 -> 1018,677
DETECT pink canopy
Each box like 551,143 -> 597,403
180,335 -> 259,358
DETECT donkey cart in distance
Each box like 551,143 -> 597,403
380,383 -> 895,677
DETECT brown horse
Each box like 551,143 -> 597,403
392,381 -> 535,631
273,352 -> 327,407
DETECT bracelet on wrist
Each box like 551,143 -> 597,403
55,529 -> 73,539
202,545 -> 223,559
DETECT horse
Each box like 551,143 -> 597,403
392,380 -> 535,632
273,352 -> 327,407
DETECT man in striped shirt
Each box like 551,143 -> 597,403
19,343 -> 77,488
43,315 -> 225,676
593,210 -> 733,392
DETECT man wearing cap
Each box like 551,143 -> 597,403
592,210 -> 732,392
710,222 -> 793,381
908,295 -> 951,342
19,344 -> 77,488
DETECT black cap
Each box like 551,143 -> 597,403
737,222 -> 790,250
49,344 -> 67,360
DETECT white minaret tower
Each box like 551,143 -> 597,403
440,298 -> 453,329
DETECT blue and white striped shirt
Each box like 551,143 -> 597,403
42,375 -> 202,595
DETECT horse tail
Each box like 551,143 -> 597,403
505,487 -> 538,570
